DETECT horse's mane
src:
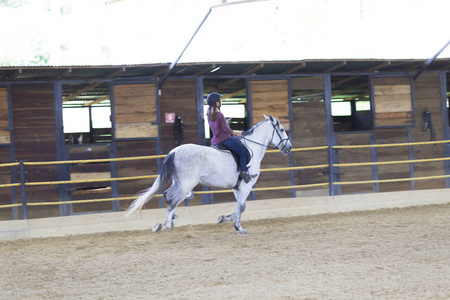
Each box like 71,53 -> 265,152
242,119 -> 270,137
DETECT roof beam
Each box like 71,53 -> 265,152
282,62 -> 306,74
6,69 -> 22,80
64,82 -> 103,102
334,61 -> 391,86
332,82 -> 368,98
194,64 -> 217,76
82,95 -> 109,107
221,88 -> 246,100
153,66 -> 169,77
217,63 -> 264,89
64,67 -> 125,102
98,67 -> 126,80
55,68 -> 72,80
323,61 -> 347,73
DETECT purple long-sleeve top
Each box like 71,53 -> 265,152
208,111 -> 233,145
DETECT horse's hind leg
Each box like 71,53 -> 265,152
153,196 -> 181,232
153,182 -> 182,232
162,194 -> 182,231
160,182 -> 193,232
163,186 -> 179,220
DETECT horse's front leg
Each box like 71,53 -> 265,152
232,188 -> 251,234
217,213 -> 235,224
234,200 -> 247,234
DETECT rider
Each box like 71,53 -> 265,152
206,92 -> 251,183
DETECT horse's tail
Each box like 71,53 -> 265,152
125,152 -> 175,217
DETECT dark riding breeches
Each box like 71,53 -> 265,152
222,137 -> 248,172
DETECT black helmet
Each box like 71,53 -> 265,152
207,92 -> 223,107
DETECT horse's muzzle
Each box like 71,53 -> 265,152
280,141 -> 293,156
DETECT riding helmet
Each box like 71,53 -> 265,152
207,92 -> 223,106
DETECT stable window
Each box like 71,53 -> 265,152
63,103 -> 112,144
332,99 -> 372,132
331,75 -> 372,132
62,81 -> 112,144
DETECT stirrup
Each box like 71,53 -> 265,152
240,171 -> 251,183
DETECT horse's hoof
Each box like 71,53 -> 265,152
217,215 -> 226,224
238,230 -> 247,235
165,221 -> 174,232
152,223 -> 163,232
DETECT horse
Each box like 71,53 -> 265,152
125,114 -> 293,234
69,134 -> 83,144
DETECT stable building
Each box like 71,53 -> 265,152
0,1 -> 449,220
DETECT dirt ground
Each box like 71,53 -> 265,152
0,203 -> 449,300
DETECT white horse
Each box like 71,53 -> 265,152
125,115 -> 293,234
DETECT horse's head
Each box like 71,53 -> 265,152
264,114 -> 293,156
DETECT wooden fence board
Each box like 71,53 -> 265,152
374,85 -> 410,95
250,80 -> 288,92
114,83 -> 158,138
0,88 -> 10,143
115,123 -> 158,139
250,80 -> 290,130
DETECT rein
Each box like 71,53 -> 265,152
241,119 -> 290,152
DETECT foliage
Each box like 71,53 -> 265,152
0,0 -> 27,8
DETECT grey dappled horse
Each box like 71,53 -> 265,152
125,115 -> 293,234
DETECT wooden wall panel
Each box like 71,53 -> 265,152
411,73 -> 445,190
159,79 -> 198,154
68,145 -> 112,213
375,128 -> 411,192
256,152 -> 292,200
0,88 -> 10,144
114,83 -> 158,138
0,146 -> 14,220
116,140 -> 159,210
291,77 -> 329,196
250,80 -> 290,130
336,133 -> 373,194
291,76 -> 324,91
12,84 -> 58,161
0,88 -> 13,219
373,77 -> 413,127
11,83 -> 59,218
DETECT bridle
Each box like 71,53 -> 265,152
242,119 -> 290,153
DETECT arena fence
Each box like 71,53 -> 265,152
1,140 -> 449,220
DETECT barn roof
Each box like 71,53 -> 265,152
1,58 -> 447,106
0,58 -> 448,83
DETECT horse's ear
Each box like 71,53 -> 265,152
264,114 -> 269,120
269,114 -> 275,123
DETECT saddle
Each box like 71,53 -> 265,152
212,139 -> 251,173
212,138 -> 254,189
